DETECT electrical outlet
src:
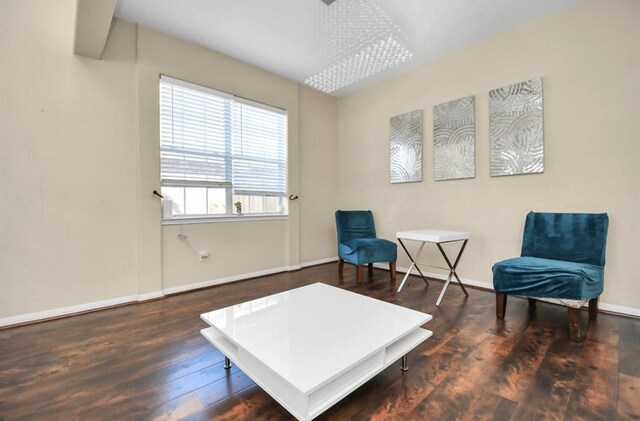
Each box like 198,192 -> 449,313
199,251 -> 209,262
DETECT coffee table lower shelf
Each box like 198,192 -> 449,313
200,326 -> 432,421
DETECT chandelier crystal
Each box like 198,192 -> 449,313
305,0 -> 413,94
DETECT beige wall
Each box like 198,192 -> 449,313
0,1 -> 139,318
299,86 -> 339,263
0,0 -> 338,320
336,0 -> 640,309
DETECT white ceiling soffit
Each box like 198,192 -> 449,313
115,0 -> 584,97
75,0 -> 118,59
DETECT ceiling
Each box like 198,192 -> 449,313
115,0 -> 583,97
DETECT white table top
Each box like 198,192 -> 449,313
200,283 -> 431,394
396,229 -> 470,243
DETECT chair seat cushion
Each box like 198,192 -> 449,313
339,238 -> 397,265
492,256 -> 604,300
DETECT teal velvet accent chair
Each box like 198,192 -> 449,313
492,212 -> 609,341
335,210 -> 397,283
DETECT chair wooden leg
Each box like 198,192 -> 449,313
356,265 -> 363,283
389,262 -> 396,281
568,307 -> 582,341
496,294 -> 507,319
367,263 -> 373,274
589,297 -> 599,321
527,298 -> 537,316
338,259 -> 344,276
496,293 -> 507,319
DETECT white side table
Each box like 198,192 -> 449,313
396,229 -> 470,305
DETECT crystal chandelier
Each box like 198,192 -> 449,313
305,0 -> 413,94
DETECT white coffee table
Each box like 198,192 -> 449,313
200,283 -> 432,421
396,229 -> 470,305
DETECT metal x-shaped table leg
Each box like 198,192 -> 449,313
396,238 -> 430,292
435,239 -> 469,306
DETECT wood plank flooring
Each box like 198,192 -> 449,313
0,263 -> 639,420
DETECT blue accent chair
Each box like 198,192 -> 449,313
493,211 -> 609,341
335,210 -> 397,283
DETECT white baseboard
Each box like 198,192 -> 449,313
300,256 -> 339,268
162,265 -> 291,295
0,294 -> 140,328
599,303 -> 640,317
137,291 -> 165,301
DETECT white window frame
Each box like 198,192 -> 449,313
159,75 -> 288,223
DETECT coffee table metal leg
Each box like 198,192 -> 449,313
224,357 -> 232,370
397,239 -> 429,292
401,355 -> 408,372
435,240 -> 469,306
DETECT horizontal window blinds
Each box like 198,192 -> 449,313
232,101 -> 287,196
160,77 -> 232,187
160,76 -> 287,195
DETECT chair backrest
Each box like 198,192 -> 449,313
521,211 -> 609,266
335,210 -> 377,244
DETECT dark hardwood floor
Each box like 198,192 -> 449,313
1,263 -> 639,420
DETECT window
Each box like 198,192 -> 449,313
159,76 -> 287,220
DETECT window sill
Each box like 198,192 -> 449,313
162,214 -> 288,225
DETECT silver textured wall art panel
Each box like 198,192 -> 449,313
390,110 -> 423,183
489,77 -> 544,176
433,96 -> 476,181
